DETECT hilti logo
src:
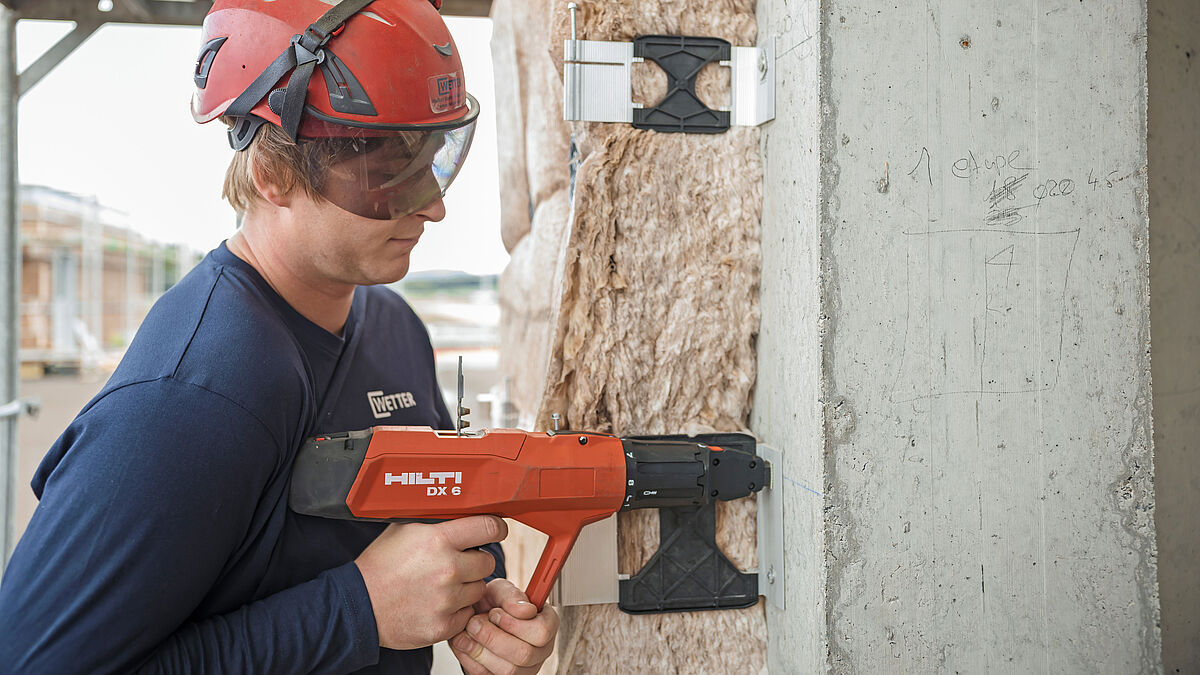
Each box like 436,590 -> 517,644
368,390 -> 416,419
384,471 -> 463,496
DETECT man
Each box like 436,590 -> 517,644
0,0 -> 558,672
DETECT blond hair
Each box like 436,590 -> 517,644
221,119 -> 322,214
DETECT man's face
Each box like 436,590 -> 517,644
284,136 -> 450,287
283,177 -> 447,288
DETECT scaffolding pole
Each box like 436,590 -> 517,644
1,6 -> 19,565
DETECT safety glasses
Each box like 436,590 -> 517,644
298,94 -> 478,220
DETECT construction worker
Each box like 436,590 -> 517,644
0,0 -> 558,673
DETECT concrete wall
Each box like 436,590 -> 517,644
755,1 -> 1160,671
751,0 -> 825,671
1148,1 -> 1200,671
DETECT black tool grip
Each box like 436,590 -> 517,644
290,429 -> 373,519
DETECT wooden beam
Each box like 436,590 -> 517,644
441,0 -> 492,17
13,0 -> 211,26
17,16 -> 101,96
116,0 -> 156,23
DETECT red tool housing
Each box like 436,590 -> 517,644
341,427 -> 625,608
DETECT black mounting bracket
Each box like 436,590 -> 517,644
618,501 -> 758,614
618,432 -> 759,614
632,35 -> 731,134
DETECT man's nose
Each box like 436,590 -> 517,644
421,195 -> 447,223
394,192 -> 446,222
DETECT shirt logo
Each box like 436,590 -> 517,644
367,390 -> 417,419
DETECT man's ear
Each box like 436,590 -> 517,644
249,152 -> 294,209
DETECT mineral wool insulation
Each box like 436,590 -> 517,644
492,0 -> 765,671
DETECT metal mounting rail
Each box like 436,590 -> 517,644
562,3 -> 775,131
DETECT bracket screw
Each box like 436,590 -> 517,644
578,436 -> 588,445
766,565 -> 776,585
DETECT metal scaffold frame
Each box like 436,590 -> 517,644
0,0 -> 491,566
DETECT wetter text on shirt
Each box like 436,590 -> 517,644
367,390 -> 417,419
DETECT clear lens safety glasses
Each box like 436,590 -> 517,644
299,96 -> 478,220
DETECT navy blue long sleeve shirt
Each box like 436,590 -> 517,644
0,243 -> 503,674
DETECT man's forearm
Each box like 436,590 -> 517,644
131,562 -> 378,675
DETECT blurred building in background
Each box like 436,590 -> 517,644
18,185 -> 199,375
395,270 -> 499,350
392,270 -> 514,429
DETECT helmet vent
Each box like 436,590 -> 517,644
193,36 -> 228,89
320,49 -> 378,117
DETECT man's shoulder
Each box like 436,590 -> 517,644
35,257 -> 313,500
111,256 -> 311,409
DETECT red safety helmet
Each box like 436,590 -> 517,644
191,0 -> 478,220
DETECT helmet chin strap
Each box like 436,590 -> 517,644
224,0 -> 378,149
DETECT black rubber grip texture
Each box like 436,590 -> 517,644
289,429 -> 373,520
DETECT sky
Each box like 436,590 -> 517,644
14,15 -> 510,275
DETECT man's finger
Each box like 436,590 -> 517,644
455,548 -> 497,583
488,605 -> 559,649
465,612 -> 554,669
445,606 -> 476,640
452,580 -> 488,614
434,515 -> 508,551
449,634 -> 490,675
483,578 -> 538,620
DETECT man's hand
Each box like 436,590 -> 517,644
449,578 -> 560,675
355,516 -> 507,650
